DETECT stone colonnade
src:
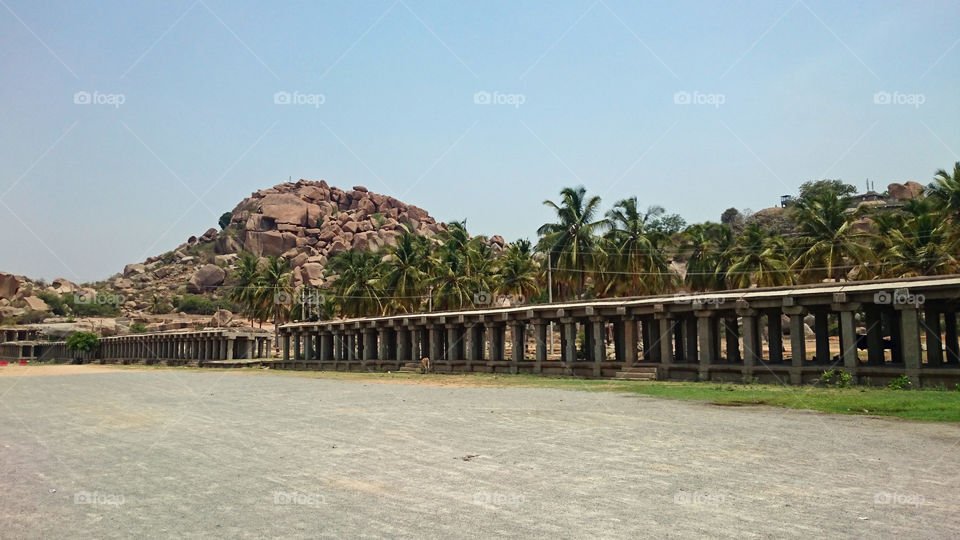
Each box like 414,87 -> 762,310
96,330 -> 272,364
278,277 -> 960,387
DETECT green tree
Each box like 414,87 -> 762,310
790,190 -> 870,282
724,224 -> 791,288
326,251 -> 384,317
928,161 -> 960,222
678,223 -> 735,291
218,211 -> 232,230
497,239 -> 541,302
537,186 -> 605,299
229,252 -> 265,325
379,230 -> 430,313
66,331 -> 99,358
797,179 -> 857,204
604,197 -> 675,296
259,256 -> 293,348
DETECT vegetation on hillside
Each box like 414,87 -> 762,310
226,163 -> 960,321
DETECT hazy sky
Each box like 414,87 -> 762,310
1,0 -> 957,282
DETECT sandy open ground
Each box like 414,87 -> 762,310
1,368 -> 959,539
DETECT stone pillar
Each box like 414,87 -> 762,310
562,321 -> 577,368
378,329 -> 390,361
739,307 -> 759,379
590,318 -> 604,377
622,317 -> 638,367
695,310 -> 716,381
446,326 -> 460,362
292,332 -> 302,361
924,308 -> 943,367
656,314 -> 674,369
837,304 -> 861,373
332,333 -> 343,362
533,321 -> 547,373
396,328 -> 409,362
429,326 -> 443,363
897,303 -> 922,386
225,337 -> 235,361
282,333 -> 290,362
319,332 -> 331,361
783,306 -> 807,384
411,327 -> 421,362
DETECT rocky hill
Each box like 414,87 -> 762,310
0,179 -> 453,326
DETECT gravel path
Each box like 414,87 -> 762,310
1,371 -> 958,539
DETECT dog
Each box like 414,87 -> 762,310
420,357 -> 431,373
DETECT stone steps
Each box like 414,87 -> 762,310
397,362 -> 421,374
614,366 -> 659,381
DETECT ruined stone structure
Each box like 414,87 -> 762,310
277,276 -> 960,387
3,329 -> 272,366
92,330 -> 272,365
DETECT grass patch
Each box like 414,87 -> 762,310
258,370 -> 960,422
30,365 -> 960,423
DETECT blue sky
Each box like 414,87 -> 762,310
1,0 -> 957,282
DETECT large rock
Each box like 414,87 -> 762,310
888,181 -> 925,201
123,263 -> 146,277
187,264 -> 226,293
209,309 -> 233,327
22,296 -> 49,312
50,278 -> 78,295
257,193 -> 310,225
0,273 -> 22,300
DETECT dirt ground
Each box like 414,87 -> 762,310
0,364 -> 148,377
2,370 -> 959,538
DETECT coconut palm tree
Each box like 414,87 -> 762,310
789,190 -> 870,282
877,200 -> 960,276
678,223 -> 734,291
927,161 -> 960,221
228,251 -> 263,325
326,250 -> 384,317
497,239 -> 541,303
604,197 -> 676,296
379,230 -> 430,314
724,224 -> 791,288
258,255 -> 292,350
537,186 -> 605,299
